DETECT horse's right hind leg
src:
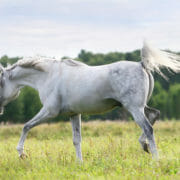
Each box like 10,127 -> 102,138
139,106 -> 160,153
130,107 -> 158,159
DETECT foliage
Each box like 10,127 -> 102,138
0,121 -> 179,179
0,49 -> 180,123
1,94 -> 24,122
0,55 -> 20,67
167,84 -> 180,119
21,87 -> 42,121
149,82 -> 168,119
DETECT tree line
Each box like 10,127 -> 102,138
0,49 -> 180,123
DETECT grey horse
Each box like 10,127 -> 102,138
0,41 -> 179,161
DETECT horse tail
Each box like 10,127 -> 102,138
141,41 -> 180,78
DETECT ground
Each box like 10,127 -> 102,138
0,121 -> 179,180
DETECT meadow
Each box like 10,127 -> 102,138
0,121 -> 179,180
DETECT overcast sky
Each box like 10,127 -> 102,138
0,0 -> 180,58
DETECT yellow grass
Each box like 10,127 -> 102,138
0,121 -> 180,180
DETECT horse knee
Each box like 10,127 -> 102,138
23,123 -> 31,132
73,133 -> 81,146
73,139 -> 81,146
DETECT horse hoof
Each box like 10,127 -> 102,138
143,143 -> 150,153
19,153 -> 28,159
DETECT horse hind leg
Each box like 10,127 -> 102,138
139,106 -> 160,153
145,106 -> 160,125
129,107 -> 159,159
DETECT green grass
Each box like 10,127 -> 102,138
0,121 -> 180,180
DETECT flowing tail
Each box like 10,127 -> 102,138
141,41 -> 180,77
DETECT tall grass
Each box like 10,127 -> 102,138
0,121 -> 179,180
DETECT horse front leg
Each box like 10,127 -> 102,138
70,114 -> 83,161
139,106 -> 160,153
16,107 -> 55,158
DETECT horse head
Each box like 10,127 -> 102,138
0,64 -> 5,114
0,64 -> 20,115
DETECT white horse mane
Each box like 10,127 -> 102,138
61,59 -> 86,67
7,56 -> 86,72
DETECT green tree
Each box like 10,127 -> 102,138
149,82 -> 168,119
167,84 -> 180,119
0,94 -> 24,123
21,87 -> 42,121
0,55 -> 20,66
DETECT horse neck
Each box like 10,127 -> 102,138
10,66 -> 47,90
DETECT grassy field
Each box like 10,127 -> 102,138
0,121 -> 179,180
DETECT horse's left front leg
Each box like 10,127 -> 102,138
16,107 -> 55,158
70,114 -> 82,161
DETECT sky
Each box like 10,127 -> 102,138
0,0 -> 180,58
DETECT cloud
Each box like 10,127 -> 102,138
0,0 -> 180,58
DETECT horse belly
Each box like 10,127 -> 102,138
71,98 -> 118,114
